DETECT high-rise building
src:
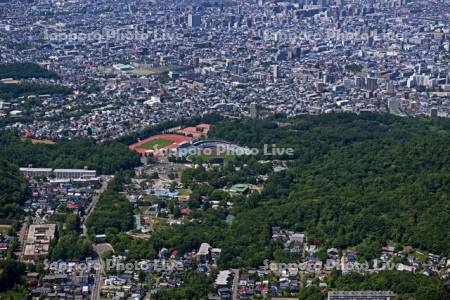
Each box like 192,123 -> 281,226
323,73 -> 334,84
250,102 -> 260,118
366,77 -> 378,91
246,17 -> 253,28
272,65 -> 280,80
355,77 -> 366,89
188,14 -> 201,28
385,82 -> 395,94
315,81 -> 325,92
193,57 -> 200,67
388,98 -> 400,114
343,79 -> 353,89
430,107 -> 438,118
417,63 -> 428,74
101,46 -> 108,58
276,50 -> 288,61
367,36 -> 374,47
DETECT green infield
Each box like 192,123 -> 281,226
139,139 -> 175,150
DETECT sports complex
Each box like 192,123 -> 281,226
174,140 -> 249,160
129,134 -> 192,157
128,123 -> 246,159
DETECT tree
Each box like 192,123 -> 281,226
0,260 -> 26,292
51,234 -> 93,260
0,160 -> 28,221
0,131 -> 141,175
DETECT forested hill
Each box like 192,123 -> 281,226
0,160 -> 28,221
0,131 -> 141,175
0,62 -> 59,80
207,113 -> 450,260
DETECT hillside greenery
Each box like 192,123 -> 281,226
0,160 -> 28,221
0,82 -> 72,100
86,173 -> 135,234
106,114 -> 450,259
329,270 -> 448,300
102,113 -> 450,299
0,131 -> 141,174
298,270 -> 448,300
141,114 -> 450,268
205,113 -> 450,260
0,260 -> 26,292
49,214 -> 93,260
153,270 -> 215,300
0,62 -> 58,80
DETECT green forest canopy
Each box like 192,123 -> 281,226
0,82 -> 72,100
86,173 -> 135,235
0,62 -> 58,80
328,270 -> 448,300
0,160 -> 28,221
48,112 -> 448,300
0,131 -> 141,175
137,113 -> 450,269
0,112 -> 449,299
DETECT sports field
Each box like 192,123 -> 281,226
140,138 -> 174,150
129,134 -> 193,156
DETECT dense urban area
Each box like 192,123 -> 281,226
0,0 -> 449,299
0,0 -> 449,140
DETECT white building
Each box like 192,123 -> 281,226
20,167 -> 53,177
53,169 -> 97,179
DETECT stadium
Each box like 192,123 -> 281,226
174,140 -> 249,159
129,134 -> 192,157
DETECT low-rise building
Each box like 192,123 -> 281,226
328,291 -> 396,300
23,224 -> 56,261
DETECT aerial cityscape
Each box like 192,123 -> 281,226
0,0 -> 449,299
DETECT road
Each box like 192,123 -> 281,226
91,255 -> 105,300
86,176 -> 110,299
15,221 -> 29,261
232,268 -> 239,300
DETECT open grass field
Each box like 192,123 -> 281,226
139,138 -> 174,150
130,66 -> 171,76
179,188 -> 191,196
130,65 -> 189,76
129,134 -> 193,156
0,224 -> 12,234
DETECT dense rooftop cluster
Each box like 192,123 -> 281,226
0,0 -> 449,140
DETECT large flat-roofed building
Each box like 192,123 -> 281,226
23,224 -> 56,261
53,169 -> 96,179
20,168 -> 97,179
20,167 -> 53,178
112,63 -> 135,71
197,242 -> 211,263
215,270 -> 232,287
328,291 -> 396,300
